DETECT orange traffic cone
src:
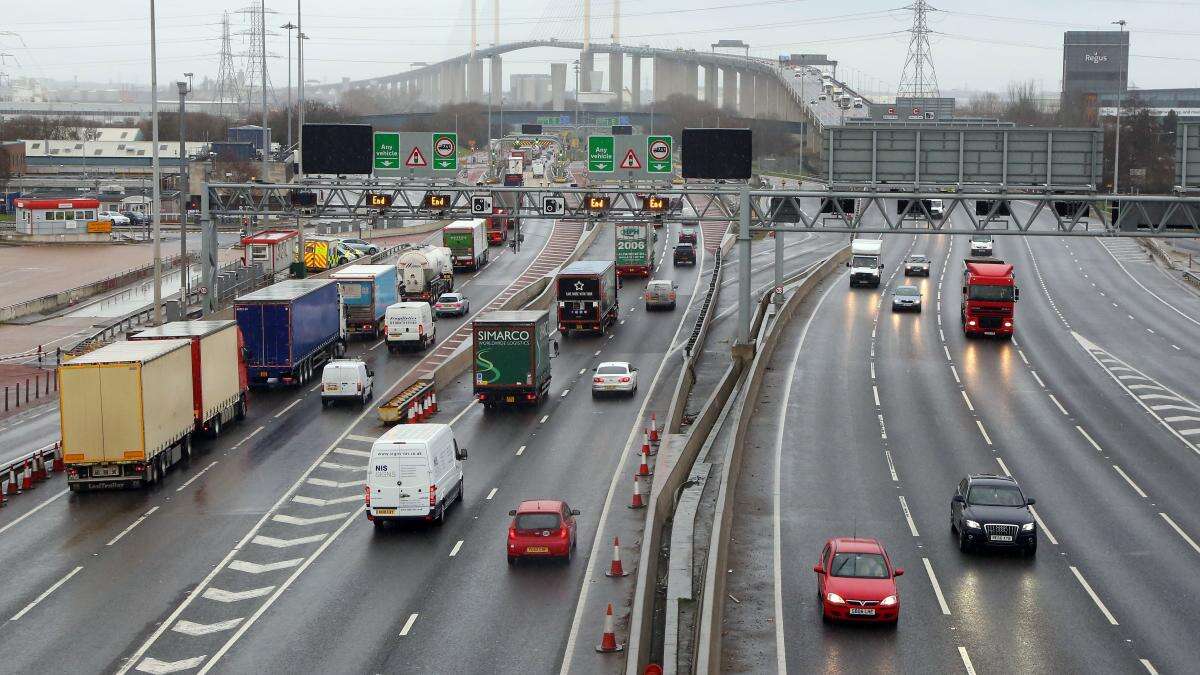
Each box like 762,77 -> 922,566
52,445 -> 64,473
605,537 -> 628,577
595,603 -> 624,653
416,397 -> 427,422
627,473 -> 645,509
33,453 -> 47,482
21,459 -> 33,490
429,391 -> 438,414
648,413 -> 660,446
6,466 -> 18,495
406,403 -> 417,424
637,442 -> 653,477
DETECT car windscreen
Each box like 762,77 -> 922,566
851,255 -> 877,267
829,553 -> 889,578
515,513 -> 561,531
971,235 -> 992,242
968,285 -> 1015,301
597,365 -> 627,375
908,256 -> 928,263
894,287 -> 919,296
968,485 -> 1025,507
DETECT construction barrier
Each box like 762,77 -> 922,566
377,379 -> 436,425
0,442 -> 59,506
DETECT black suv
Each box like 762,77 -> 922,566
950,474 -> 1037,556
673,243 -> 696,267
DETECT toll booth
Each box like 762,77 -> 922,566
241,228 -> 299,280
13,198 -> 107,235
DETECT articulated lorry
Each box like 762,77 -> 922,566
556,260 -> 619,335
396,245 -> 454,302
130,320 -> 248,437
236,279 -> 346,386
961,258 -> 1019,338
473,310 -> 555,407
848,238 -> 884,287
332,264 -> 399,338
615,222 -> 655,277
60,339 -> 196,489
443,219 -> 489,271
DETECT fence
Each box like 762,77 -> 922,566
2,370 -> 57,413
0,443 -> 62,507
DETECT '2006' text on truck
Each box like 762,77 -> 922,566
443,219 -> 490,271
331,264 -> 399,338
615,223 -> 655,278
556,260 -> 619,335
236,279 -> 347,386
473,310 -> 555,407
961,258 -> 1019,338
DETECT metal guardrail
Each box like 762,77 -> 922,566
0,443 -> 61,506
1184,270 -> 1200,288
685,248 -> 723,357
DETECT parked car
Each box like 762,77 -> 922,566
506,499 -> 579,564
951,474 -> 1037,556
98,211 -> 130,226
340,237 -> 380,255
118,210 -> 149,226
433,292 -> 470,317
644,279 -> 678,311
814,537 -> 903,625
320,359 -> 374,407
673,243 -> 696,267
592,361 -> 638,397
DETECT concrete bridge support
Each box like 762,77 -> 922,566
703,64 -> 718,105
737,71 -> 753,117
490,56 -> 503,106
551,62 -> 567,110
630,56 -> 641,108
683,62 -> 698,100
754,73 -> 770,118
467,58 -> 484,103
609,52 -> 624,109
579,50 -> 595,92
721,67 -> 737,111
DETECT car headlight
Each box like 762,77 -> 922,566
880,595 -> 898,607
1022,522 -> 1035,531
826,592 -> 845,605
964,519 -> 981,529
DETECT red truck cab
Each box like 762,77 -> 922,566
486,209 -> 511,244
961,258 -> 1019,338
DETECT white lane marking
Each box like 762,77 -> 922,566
201,585 -> 277,601
172,618 -> 244,637
227,559 -> 302,575
1147,328 -> 1155,334
319,461 -> 366,472
961,390 -> 974,411
333,447 -> 371,458
884,450 -> 899,482
1097,237 -> 1200,329
449,540 -> 464,557
274,399 -> 302,418
959,647 -> 977,675
515,445 -> 526,456
1029,506 -> 1058,545
1030,370 -> 1045,388
539,415 -> 549,424
399,613 -> 419,636
250,533 -> 328,549
870,362 -> 876,379
310,383 -> 322,393
899,496 -> 919,536
873,385 -> 880,407
976,420 -> 992,445
620,320 -> 626,325
10,565 -> 83,621
231,425 -> 264,449
106,506 -> 160,546
579,368 -> 586,375
176,461 -> 219,492
1077,426 -> 1104,453
1069,566 -> 1119,625
346,434 -> 377,443
272,512 -> 351,526
1159,512 -> 1200,556
594,350 -> 601,356
1018,349 -> 1030,366
370,339 -> 385,351
1172,344 -> 1181,351
306,478 -> 365,488
943,345 -> 952,361
950,365 -> 960,384
561,389 -> 570,398
995,456 -> 1013,477
135,656 -> 208,674
291,494 -> 362,506
1112,465 -> 1148,499
1049,394 -> 1069,416
922,558 -> 951,615
486,487 -> 498,500
0,488 -> 68,538
1141,659 -> 1160,674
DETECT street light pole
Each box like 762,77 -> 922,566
1112,19 -> 1126,195
295,0 -> 307,278
177,74 -> 192,303
150,0 -> 163,325
283,21 -> 296,153
260,0 -> 269,188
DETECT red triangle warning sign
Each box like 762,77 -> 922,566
620,148 -> 642,169
405,146 -> 428,168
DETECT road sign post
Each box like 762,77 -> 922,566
374,132 -> 400,171
647,135 -> 673,175
589,135 -> 615,173
432,132 -> 458,171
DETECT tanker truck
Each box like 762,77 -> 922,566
396,245 -> 454,303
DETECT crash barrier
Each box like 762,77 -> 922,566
1184,271 -> 1200,289
2,370 -> 57,413
0,442 -> 62,506
377,379 -> 437,424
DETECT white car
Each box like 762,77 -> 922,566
592,361 -> 638,398
433,292 -> 470,317
320,359 -> 374,407
98,211 -> 130,226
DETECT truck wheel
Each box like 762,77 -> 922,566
68,482 -> 82,493
235,397 -> 247,421
210,416 -> 222,438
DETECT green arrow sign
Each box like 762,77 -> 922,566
374,132 -> 400,170
588,135 -> 614,173
647,135 -> 673,174
432,132 -> 458,171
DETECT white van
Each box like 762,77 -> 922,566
384,302 -> 435,353
320,359 -> 374,407
365,423 -> 467,527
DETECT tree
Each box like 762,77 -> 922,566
136,111 -> 231,143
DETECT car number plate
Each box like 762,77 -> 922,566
505,396 -> 516,403
374,508 -> 396,515
990,534 -> 1014,542
984,331 -> 996,336
324,384 -> 338,391
848,608 -> 876,616
92,466 -> 120,477
525,546 -> 549,554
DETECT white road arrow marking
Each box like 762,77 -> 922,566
250,534 -> 328,548
291,494 -> 363,506
201,585 -> 277,602
346,434 -> 377,443
135,656 -> 207,674
172,618 -> 244,636
227,558 -> 303,574
306,477 -> 365,488
333,447 -> 371,458
272,512 -> 352,526
318,462 -> 366,472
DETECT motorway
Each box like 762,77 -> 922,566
722,205 -> 1200,673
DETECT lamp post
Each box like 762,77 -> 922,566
295,0 -> 307,277
282,21 -> 297,153
177,74 -> 192,303
1111,19 -> 1127,195
150,0 -> 163,325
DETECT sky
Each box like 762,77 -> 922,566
2,0 -> 1199,96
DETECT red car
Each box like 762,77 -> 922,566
507,499 -> 579,564
813,537 -> 903,625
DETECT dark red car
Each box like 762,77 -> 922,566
814,537 -> 903,625
507,499 -> 579,564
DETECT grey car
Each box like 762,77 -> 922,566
339,237 -> 379,255
643,279 -> 678,311
904,255 -> 930,276
891,285 -> 922,312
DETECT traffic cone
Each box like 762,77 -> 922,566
605,537 -> 628,577
594,603 -> 624,653
414,397 -> 425,422
52,445 -> 64,473
6,466 -> 18,495
21,459 -> 33,490
429,391 -> 438,414
627,473 -> 645,509
406,403 -> 417,424
637,442 -> 653,477
648,413 -> 660,446
33,453 -> 46,482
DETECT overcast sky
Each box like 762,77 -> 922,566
2,0 -> 1198,95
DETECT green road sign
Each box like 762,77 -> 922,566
432,132 -> 458,171
374,132 -> 400,170
647,135 -> 673,174
589,135 -> 614,173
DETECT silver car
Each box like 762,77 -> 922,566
904,255 -> 930,277
592,362 -> 638,398
891,285 -> 922,313
644,279 -> 678,311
